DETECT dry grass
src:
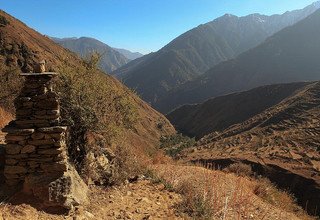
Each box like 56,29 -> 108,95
224,163 -> 253,177
152,164 -> 314,220
0,107 -> 12,129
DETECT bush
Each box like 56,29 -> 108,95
224,163 -> 253,177
0,15 -> 9,26
55,54 -> 138,181
0,64 -> 22,112
160,134 -> 195,157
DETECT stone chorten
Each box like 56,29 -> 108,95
2,68 -> 87,210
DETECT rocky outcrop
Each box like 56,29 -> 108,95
1,72 -> 87,210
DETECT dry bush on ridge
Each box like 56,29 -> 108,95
224,163 -> 253,177
55,55 -> 140,183
152,165 -> 314,220
0,64 -> 22,112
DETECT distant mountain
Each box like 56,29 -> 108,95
52,37 -> 130,73
113,1 -> 320,105
113,48 -> 143,60
158,8 -> 320,113
167,82 -> 309,139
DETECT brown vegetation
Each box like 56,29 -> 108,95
181,82 -> 320,215
0,10 -> 175,186
152,164 -> 314,220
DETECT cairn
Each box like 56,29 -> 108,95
2,63 -> 87,210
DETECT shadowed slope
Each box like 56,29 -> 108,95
167,82 -> 309,139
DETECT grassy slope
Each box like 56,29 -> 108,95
0,9 -> 175,163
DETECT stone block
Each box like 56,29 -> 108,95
4,173 -> 20,179
38,144 -> 55,149
6,159 -> 18,165
17,97 -> 31,102
35,100 -> 59,109
23,102 -> 34,108
5,144 -> 22,154
34,114 -> 60,120
5,178 -> 21,186
38,126 -> 67,133
28,139 -> 55,146
38,149 -> 63,155
4,165 -> 27,174
18,140 -> 27,145
29,157 -> 53,162
6,154 -> 28,159
47,110 -> 60,115
31,132 -> 45,140
16,109 -> 32,116
2,127 -> 34,135
35,110 -> 47,115
21,145 -> 36,153
5,134 -> 28,141
16,119 -> 48,125
28,161 -> 40,168
45,133 -> 64,141
40,162 -> 68,173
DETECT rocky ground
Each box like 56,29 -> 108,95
0,179 -> 186,220
1,164 -> 315,220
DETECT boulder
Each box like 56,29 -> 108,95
23,167 -> 88,210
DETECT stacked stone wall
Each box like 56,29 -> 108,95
1,72 -> 87,209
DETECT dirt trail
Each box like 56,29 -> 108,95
0,180 -> 186,220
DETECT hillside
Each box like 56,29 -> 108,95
0,10 -> 175,184
167,82 -> 309,139
181,82 -> 320,215
114,2 -> 320,106
158,8 -> 320,113
52,37 -> 130,73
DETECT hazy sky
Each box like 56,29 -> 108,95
1,0 -> 317,54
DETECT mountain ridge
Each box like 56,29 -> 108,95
52,36 -> 130,73
157,7 -> 320,113
113,1 -> 320,106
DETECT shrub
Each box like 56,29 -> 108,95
55,54 -> 138,181
0,15 -> 9,26
224,162 -> 253,177
160,134 -> 195,157
0,64 -> 22,112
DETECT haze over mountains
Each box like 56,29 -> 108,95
158,7 -> 320,113
52,37 -> 142,73
113,1 -> 320,107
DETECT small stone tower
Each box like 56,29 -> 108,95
2,69 -> 87,210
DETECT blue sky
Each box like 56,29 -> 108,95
0,0 -> 317,54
